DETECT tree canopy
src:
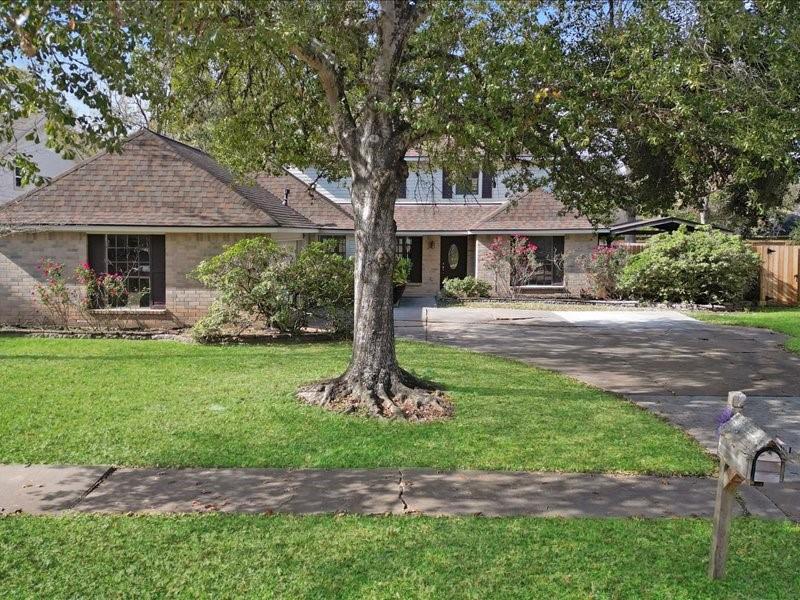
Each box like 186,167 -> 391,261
515,0 -> 800,230
3,1 -> 799,229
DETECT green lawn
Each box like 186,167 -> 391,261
0,336 -> 711,474
1,514 -> 797,599
694,308 -> 800,355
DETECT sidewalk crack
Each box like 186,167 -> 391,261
71,466 -> 116,509
398,470 -> 408,511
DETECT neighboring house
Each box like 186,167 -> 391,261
0,129 -> 603,328
0,116 -> 79,204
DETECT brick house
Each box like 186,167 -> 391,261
0,130 -> 602,328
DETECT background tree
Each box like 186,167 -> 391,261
512,0 -> 800,234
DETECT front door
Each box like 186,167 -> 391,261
440,236 -> 468,284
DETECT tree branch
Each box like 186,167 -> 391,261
290,39 -> 357,157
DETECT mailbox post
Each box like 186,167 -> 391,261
709,391 -> 789,580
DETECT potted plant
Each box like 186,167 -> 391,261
393,257 -> 411,304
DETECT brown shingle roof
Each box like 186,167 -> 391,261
0,130 -> 316,229
471,189 -> 594,231
0,128 -> 595,234
394,203 -> 499,232
256,170 -> 354,229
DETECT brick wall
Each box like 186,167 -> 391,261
164,232 -> 253,325
563,234 -> 597,295
0,231 -> 300,328
0,231 -> 85,325
475,233 -> 597,297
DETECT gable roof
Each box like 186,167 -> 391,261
471,189 -> 595,232
0,129 -> 316,229
393,203 -> 498,232
1,128 -> 598,234
256,169 -> 354,230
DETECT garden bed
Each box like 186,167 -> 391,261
438,297 -> 750,312
0,325 -> 341,344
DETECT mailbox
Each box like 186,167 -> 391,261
709,391 -> 793,579
717,413 -> 790,486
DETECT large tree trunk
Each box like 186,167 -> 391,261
298,157 -> 452,421
292,1 -> 447,420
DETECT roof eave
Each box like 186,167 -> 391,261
2,224 -> 319,234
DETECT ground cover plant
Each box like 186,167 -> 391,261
695,308 -> 800,355
1,514 -> 797,599
0,336 -> 711,474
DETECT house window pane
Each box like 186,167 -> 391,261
105,234 -> 152,306
14,166 -> 22,188
396,236 -> 422,283
455,171 -> 479,196
320,235 -> 347,257
511,236 -> 565,286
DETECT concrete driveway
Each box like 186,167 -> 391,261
397,303 -> 800,480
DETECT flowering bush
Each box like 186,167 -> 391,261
482,235 -> 540,298
33,259 -> 72,327
74,263 -> 129,308
580,244 -> 630,299
74,263 -> 100,309
619,226 -> 760,304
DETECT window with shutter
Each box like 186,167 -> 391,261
441,169 -> 452,199
398,171 -> 408,199
149,236 -> 166,307
481,169 -> 494,199
511,236 -> 565,286
320,235 -> 347,257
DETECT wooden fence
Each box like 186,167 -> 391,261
749,241 -> 800,306
616,240 -> 800,306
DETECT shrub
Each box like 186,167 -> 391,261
393,257 -> 411,285
74,264 -> 137,309
191,237 -> 354,340
580,245 -> 630,299
619,226 -> 760,304
790,222 -> 800,244
440,276 -> 492,301
287,240 -> 355,334
33,258 -> 72,327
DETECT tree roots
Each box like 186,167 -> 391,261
296,368 -> 454,422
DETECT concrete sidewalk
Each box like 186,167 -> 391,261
1,464 -> 796,520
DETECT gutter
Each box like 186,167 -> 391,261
10,225 -> 319,234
